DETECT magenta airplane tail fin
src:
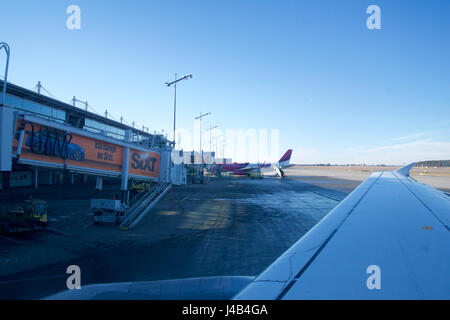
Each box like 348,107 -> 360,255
278,149 -> 292,163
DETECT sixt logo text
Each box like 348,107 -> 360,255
131,153 -> 157,172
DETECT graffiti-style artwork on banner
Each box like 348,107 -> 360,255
12,120 -> 159,178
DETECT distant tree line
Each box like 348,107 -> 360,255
416,160 -> 450,167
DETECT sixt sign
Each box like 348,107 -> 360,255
129,150 -> 160,178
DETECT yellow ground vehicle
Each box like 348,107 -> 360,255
0,199 -> 48,233
131,181 -> 151,193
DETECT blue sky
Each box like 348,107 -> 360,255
1,0 -> 450,164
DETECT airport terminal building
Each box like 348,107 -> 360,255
0,81 -> 185,193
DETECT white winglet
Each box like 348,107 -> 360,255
395,162 -> 416,177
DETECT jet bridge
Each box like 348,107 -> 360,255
0,81 -> 179,192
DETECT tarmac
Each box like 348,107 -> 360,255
289,165 -> 450,192
0,165 -> 448,299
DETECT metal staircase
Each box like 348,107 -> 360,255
120,182 -> 172,230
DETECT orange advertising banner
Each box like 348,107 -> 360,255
13,120 -> 159,179
128,149 -> 160,178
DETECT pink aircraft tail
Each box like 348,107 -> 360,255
278,149 -> 292,163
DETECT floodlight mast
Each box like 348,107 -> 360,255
206,125 -> 219,152
165,74 -> 192,147
0,42 -> 11,107
195,111 -> 211,153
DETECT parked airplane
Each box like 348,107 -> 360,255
219,149 -> 293,177
46,163 -> 450,300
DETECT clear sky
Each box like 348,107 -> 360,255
1,0 -> 450,164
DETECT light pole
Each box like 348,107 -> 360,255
195,112 -> 211,165
165,74 -> 192,147
222,138 -> 227,162
0,42 -> 10,107
212,134 -> 222,154
206,125 -> 218,153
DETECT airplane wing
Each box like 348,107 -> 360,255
233,163 -> 450,300
44,163 -> 450,300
